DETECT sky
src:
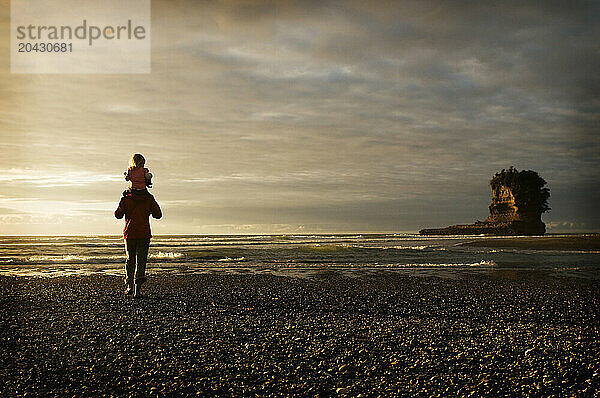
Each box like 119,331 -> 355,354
1,0 -> 599,235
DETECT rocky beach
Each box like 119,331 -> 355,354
2,271 -> 599,397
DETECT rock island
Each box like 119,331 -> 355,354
420,167 -> 550,235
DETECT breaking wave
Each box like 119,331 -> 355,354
1,234 -> 598,278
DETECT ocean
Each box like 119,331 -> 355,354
0,234 -> 598,279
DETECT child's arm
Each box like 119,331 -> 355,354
124,168 -> 131,181
144,171 -> 153,187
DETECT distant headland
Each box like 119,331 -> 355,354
420,167 -> 550,236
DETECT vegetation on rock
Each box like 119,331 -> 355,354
489,166 -> 550,214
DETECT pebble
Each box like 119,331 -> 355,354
1,273 -> 598,397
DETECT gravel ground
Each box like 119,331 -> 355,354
1,271 -> 599,397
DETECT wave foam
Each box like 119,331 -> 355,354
387,260 -> 496,268
217,257 -> 246,263
26,254 -> 122,263
149,251 -> 184,259
217,257 -> 246,262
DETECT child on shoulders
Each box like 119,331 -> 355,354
124,153 -> 153,195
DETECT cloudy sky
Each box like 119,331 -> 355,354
1,0 -> 599,235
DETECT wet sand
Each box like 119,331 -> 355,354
460,234 -> 600,251
1,271 -> 599,397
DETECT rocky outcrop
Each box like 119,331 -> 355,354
420,167 -> 550,236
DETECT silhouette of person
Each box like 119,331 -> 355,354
114,189 -> 162,297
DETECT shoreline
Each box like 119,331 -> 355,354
459,234 -> 600,251
2,272 -> 598,396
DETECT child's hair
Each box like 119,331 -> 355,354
130,153 -> 145,168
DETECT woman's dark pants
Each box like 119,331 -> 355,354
124,238 -> 150,288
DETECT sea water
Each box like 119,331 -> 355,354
0,234 -> 598,279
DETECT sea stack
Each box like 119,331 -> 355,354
420,167 -> 550,235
